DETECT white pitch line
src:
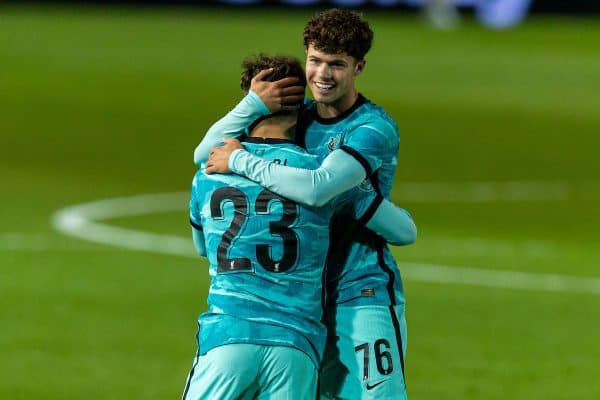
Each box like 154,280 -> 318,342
398,181 -> 562,202
51,190 -> 600,296
401,263 -> 600,296
397,180 -> 597,203
53,192 -> 196,258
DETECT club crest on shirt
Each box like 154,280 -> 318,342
327,135 -> 342,152
359,179 -> 374,192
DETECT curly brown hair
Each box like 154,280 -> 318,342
303,9 -> 373,61
240,54 -> 306,94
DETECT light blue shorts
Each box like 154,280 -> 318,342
320,304 -> 408,400
182,343 -> 317,400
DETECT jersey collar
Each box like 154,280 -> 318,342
312,93 -> 368,125
240,135 -> 296,145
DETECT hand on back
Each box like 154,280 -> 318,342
205,138 -> 244,174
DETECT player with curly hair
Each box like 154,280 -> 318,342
196,9 -> 416,399
183,54 -> 328,400
184,49 -> 415,399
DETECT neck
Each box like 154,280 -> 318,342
250,118 -> 295,140
316,88 -> 359,119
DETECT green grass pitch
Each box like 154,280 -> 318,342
1,4 -> 599,399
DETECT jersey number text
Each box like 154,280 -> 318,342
210,187 -> 299,273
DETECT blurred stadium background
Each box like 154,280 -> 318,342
1,0 -> 599,399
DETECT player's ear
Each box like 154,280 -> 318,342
355,60 -> 366,76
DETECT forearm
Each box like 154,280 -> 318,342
229,149 -> 366,207
191,227 -> 207,257
194,91 -> 269,164
362,196 -> 417,246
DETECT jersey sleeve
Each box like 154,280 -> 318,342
189,174 -> 202,229
191,227 -> 207,257
229,148 -> 366,207
340,120 -> 399,177
354,192 -> 417,246
193,91 -> 270,165
189,174 -> 207,256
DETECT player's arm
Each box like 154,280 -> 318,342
206,125 -> 394,208
222,147 -> 366,207
194,70 -> 304,164
193,91 -> 268,164
189,175 -> 207,257
355,193 -> 417,246
191,226 -> 207,257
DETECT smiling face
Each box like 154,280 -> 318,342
302,9 -> 373,117
305,44 -> 365,118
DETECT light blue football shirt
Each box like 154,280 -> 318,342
193,93 -> 411,307
295,95 -> 405,306
190,137 -> 333,368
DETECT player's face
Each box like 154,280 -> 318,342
305,44 -> 364,113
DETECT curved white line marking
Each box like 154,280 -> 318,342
52,190 -> 600,296
53,192 -> 195,257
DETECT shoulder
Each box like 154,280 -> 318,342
345,118 -> 399,148
359,101 -> 399,135
244,141 -> 320,169
194,166 -> 245,192
274,144 -> 322,169
192,168 -> 205,188
346,101 -> 399,146
191,168 -> 215,195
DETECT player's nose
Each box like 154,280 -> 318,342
316,63 -> 332,79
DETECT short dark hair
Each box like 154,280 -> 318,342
240,54 -> 306,94
303,8 -> 373,61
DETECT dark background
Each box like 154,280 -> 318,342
8,1 -> 600,14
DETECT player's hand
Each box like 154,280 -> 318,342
205,138 -> 244,174
250,69 -> 305,113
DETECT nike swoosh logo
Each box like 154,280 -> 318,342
366,380 -> 388,390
